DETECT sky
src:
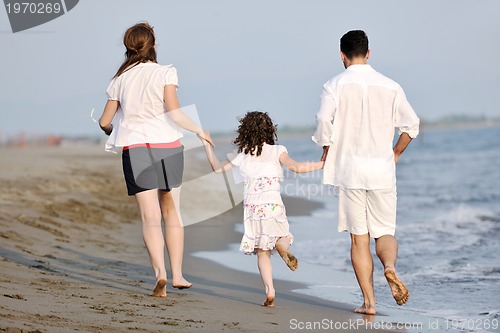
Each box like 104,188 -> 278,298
1,0 -> 499,137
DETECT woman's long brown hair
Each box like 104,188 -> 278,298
233,111 -> 278,156
113,22 -> 157,78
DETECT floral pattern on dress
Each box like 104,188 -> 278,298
249,176 -> 282,194
239,176 -> 293,254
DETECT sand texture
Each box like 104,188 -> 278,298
0,146 -> 392,332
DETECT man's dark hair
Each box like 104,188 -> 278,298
340,30 -> 369,59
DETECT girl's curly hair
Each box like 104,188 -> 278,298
233,111 -> 277,156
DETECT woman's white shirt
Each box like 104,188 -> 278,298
104,62 -> 182,152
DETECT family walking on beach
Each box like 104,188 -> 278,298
98,23 -> 419,315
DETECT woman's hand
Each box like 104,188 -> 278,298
197,130 -> 214,147
99,100 -> 119,135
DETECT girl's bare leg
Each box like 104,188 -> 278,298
275,237 -> 298,271
256,249 -> 275,307
160,187 -> 191,289
134,189 -> 167,297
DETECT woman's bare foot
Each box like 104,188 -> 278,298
384,268 -> 409,305
354,303 -> 376,315
276,244 -> 298,271
150,279 -> 167,297
172,277 -> 192,290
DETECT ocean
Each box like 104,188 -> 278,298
193,126 -> 500,332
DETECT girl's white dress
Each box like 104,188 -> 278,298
230,144 -> 293,254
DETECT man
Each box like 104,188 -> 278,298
313,30 -> 419,315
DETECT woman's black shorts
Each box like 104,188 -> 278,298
122,146 -> 184,196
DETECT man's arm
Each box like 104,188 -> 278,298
393,132 -> 412,164
321,146 -> 329,161
313,86 -> 337,161
313,86 -> 336,147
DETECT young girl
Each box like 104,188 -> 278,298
200,111 -> 323,307
98,22 -> 212,297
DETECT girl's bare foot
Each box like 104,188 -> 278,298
276,244 -> 298,271
262,295 -> 275,307
150,279 -> 167,297
261,286 -> 275,307
384,268 -> 409,305
354,303 -> 376,315
172,277 -> 192,290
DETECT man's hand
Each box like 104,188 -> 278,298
321,146 -> 330,161
394,150 -> 400,165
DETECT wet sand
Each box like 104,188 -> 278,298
0,145 -> 394,332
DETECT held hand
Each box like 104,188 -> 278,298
320,146 -> 330,162
197,130 -> 214,147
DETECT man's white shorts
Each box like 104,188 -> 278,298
338,187 -> 397,238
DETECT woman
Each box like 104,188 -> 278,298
99,22 -> 212,297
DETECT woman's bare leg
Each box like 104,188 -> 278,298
135,189 -> 167,297
160,187 -> 191,289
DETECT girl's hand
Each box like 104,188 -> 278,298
197,130 -> 214,147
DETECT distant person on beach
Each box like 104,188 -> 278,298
313,30 -> 419,314
200,111 -> 324,307
98,22 -> 212,297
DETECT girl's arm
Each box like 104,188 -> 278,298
199,130 -> 234,174
279,152 -> 324,173
99,100 -> 120,135
164,85 -> 213,146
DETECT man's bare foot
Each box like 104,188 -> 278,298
150,279 -> 167,297
384,268 -> 409,305
276,245 -> 298,271
172,277 -> 192,290
354,303 -> 376,315
261,295 -> 275,307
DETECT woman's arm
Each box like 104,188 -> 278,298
164,85 -> 213,146
199,130 -> 234,174
99,100 -> 120,135
279,152 -> 324,173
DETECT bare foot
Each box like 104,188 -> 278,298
354,303 -> 376,315
150,279 -> 167,297
261,295 -> 275,307
172,277 -> 192,290
276,245 -> 298,271
384,268 -> 409,305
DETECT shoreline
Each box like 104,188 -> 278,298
0,146 -> 449,332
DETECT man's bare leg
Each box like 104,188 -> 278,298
375,235 -> 409,305
351,233 -> 376,315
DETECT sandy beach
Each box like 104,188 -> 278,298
0,145 -> 403,333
